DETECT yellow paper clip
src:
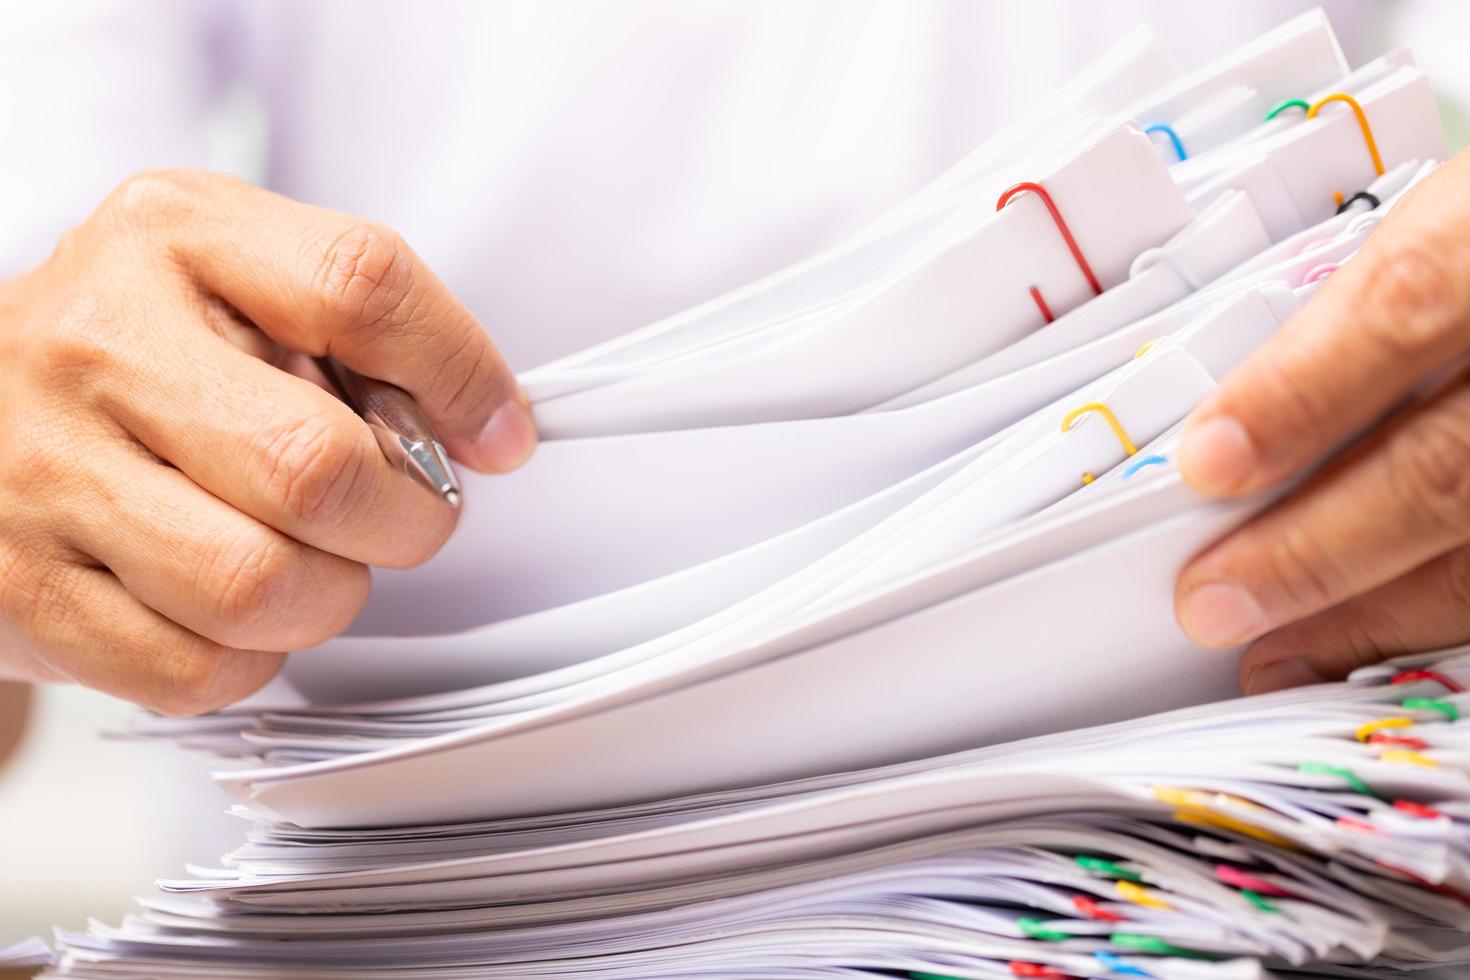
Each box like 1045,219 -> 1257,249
1308,92 -> 1384,207
1380,749 -> 1437,769
1153,785 -> 1299,850
1307,93 -> 1385,176
1134,339 -> 1161,360
1062,402 -> 1138,486
1356,717 -> 1413,743
1116,879 -> 1173,910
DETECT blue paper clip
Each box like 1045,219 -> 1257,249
1122,454 -> 1168,480
1095,950 -> 1156,978
1144,123 -> 1186,162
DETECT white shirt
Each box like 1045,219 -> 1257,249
0,0 -> 1372,369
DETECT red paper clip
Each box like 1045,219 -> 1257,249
1394,799 -> 1445,820
1073,894 -> 1125,923
1391,669 -> 1466,693
1369,733 -> 1430,751
1009,961 -> 1073,979
996,181 -> 1101,325
1215,864 -> 1299,898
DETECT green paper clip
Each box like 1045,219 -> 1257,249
1018,917 -> 1073,942
1110,933 -> 1218,960
1075,855 -> 1144,883
1298,761 -> 1382,799
1402,697 -> 1460,723
1265,97 -> 1310,121
1241,889 -> 1281,913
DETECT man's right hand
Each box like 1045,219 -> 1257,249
0,171 -> 537,716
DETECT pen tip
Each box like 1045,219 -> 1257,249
444,488 -> 462,509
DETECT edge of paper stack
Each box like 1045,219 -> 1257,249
18,8 -> 1470,979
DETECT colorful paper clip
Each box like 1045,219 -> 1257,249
1391,669 -> 1467,693
1073,894 -> 1125,923
997,181 -> 1102,325
1299,761 -> 1382,799
1300,262 -> 1340,286
1308,93 -> 1384,176
1008,961 -> 1073,979
1402,697 -> 1460,723
1122,454 -> 1167,480
1264,97 -> 1310,121
1214,864 -> 1299,899
1143,123 -> 1187,161
1061,402 -> 1138,485
1094,951 -> 1156,978
1355,716 -> 1413,742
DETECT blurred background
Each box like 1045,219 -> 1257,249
3,0 -> 1469,946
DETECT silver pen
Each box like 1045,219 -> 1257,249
317,357 -> 462,509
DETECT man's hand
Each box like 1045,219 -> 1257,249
0,171 -> 536,715
1176,150 -> 1470,694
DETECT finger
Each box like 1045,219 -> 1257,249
1179,152 -> 1470,497
96,308 -> 458,568
6,551 -> 283,716
63,445 -> 370,651
1176,374 -> 1470,648
107,171 -> 536,473
1238,545 -> 1470,694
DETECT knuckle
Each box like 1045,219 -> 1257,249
312,221 -> 418,341
197,527 -> 302,635
256,417 -> 367,527
150,644 -> 239,717
34,297 -> 129,388
1358,235 -> 1463,357
103,170 -> 208,228
1389,409 -> 1470,534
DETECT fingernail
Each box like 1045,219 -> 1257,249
472,398 -> 538,473
1181,416 -> 1257,495
1178,581 -> 1267,647
1244,657 -> 1321,695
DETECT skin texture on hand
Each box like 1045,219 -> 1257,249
0,171 -> 537,716
1176,147 -> 1470,695
0,681 -> 29,770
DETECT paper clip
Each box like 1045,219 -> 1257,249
1144,123 -> 1187,161
997,181 -> 1102,325
1134,338 -> 1161,359
1073,894 -> 1125,923
1298,761 -> 1382,799
1110,934 -> 1214,960
1391,669 -> 1467,693
1355,716 -> 1413,742
1154,786 -> 1299,849
1308,93 -> 1384,206
1402,697 -> 1460,723
1214,864 -> 1299,898
1116,880 -> 1172,910
1018,917 -> 1072,942
1369,732 -> 1430,751
1335,190 -> 1381,215
1122,454 -> 1167,480
1074,855 -> 1145,883
1129,247 -> 1201,290
1094,951 -> 1155,978
1380,748 -> 1437,768
1061,402 -> 1138,484
1394,799 -> 1444,820
1265,97 -> 1310,121
1300,262 -> 1339,286
1008,961 -> 1072,979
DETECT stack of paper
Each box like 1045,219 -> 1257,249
28,9 -> 1470,977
